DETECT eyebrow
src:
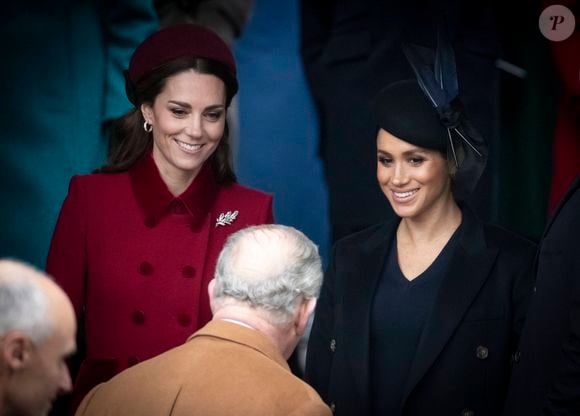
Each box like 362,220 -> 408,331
168,100 -> 225,110
377,149 -> 430,157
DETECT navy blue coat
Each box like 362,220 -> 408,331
306,207 -> 536,416
503,176 -> 580,416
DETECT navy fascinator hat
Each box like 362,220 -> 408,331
372,29 -> 488,199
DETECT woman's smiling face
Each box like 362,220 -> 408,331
376,128 -> 452,221
141,69 -> 226,187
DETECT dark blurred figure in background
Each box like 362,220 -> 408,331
154,0 -> 255,44
0,2 -> 158,268
542,1 -> 580,212
503,175 -> 580,415
300,0 -> 500,242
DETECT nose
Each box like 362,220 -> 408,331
184,115 -> 202,138
392,162 -> 408,186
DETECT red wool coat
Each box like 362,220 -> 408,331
46,152 -> 273,405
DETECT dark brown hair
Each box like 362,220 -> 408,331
99,57 -> 237,185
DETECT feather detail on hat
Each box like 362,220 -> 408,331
402,27 -> 488,198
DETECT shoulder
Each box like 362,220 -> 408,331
215,183 -> 273,215
333,220 -> 396,253
483,222 -> 537,258
286,382 -> 332,416
218,182 -> 272,201
263,366 -> 331,415
68,171 -> 130,194
461,205 -> 536,258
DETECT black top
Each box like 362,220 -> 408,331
370,225 -> 461,415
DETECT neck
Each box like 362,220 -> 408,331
152,150 -> 199,196
212,305 -> 296,360
398,197 -> 462,245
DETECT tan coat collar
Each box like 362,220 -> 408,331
188,320 -> 290,370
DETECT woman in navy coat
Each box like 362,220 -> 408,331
305,39 -> 536,416
46,24 -> 273,410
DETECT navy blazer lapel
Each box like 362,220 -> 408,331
342,220 -> 397,411
401,208 -> 499,406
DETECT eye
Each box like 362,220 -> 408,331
377,155 -> 392,166
204,110 -> 224,122
170,107 -> 188,117
408,157 -> 425,166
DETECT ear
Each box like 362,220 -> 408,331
295,298 -> 317,337
207,279 -> 217,314
140,103 -> 153,124
2,331 -> 33,370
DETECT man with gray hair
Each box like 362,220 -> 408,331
76,224 -> 331,416
0,259 -> 76,416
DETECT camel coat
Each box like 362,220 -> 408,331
76,320 -> 331,416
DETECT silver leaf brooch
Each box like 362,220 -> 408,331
215,210 -> 239,227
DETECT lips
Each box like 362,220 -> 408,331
174,138 -> 204,153
391,188 -> 419,202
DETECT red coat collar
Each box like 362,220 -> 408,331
129,151 -> 218,229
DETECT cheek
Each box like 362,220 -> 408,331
206,121 -> 225,142
156,116 -> 183,136
376,165 -> 389,183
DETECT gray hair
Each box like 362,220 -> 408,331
0,262 -> 52,344
213,224 -> 323,324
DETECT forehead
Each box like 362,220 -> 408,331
377,129 -> 430,153
157,70 -> 226,103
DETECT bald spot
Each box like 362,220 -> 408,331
229,229 -> 295,282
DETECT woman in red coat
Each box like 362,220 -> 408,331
46,24 -> 273,408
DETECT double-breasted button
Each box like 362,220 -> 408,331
461,409 -> 474,416
512,350 -> 522,363
329,403 -> 336,413
177,313 -> 192,327
132,310 -> 146,325
329,339 -> 336,353
476,345 -> 488,360
138,261 -> 154,276
127,356 -> 139,367
182,265 -> 196,278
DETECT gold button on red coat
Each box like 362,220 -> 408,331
138,261 -> 154,276
132,310 -> 146,325
182,265 -> 196,278
178,313 -> 192,327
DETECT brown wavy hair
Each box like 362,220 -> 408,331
98,57 -> 237,185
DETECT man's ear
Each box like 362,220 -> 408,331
208,279 -> 217,314
295,298 -> 317,337
2,331 -> 33,370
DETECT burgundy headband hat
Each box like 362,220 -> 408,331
125,24 -> 238,106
